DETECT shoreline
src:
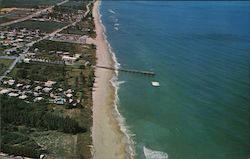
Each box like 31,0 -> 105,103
91,1 -> 130,159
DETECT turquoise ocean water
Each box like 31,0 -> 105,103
100,1 -> 250,159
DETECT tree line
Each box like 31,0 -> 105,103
1,95 -> 86,134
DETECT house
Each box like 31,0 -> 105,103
23,85 -> 31,89
65,89 -> 72,94
16,83 -> 23,87
8,92 -> 19,97
7,79 -> 15,86
62,56 -> 77,65
23,58 -> 31,63
43,87 -> 52,93
35,86 -> 42,91
58,88 -> 63,92
66,93 -> 73,98
54,97 -> 66,105
19,94 -> 28,99
44,80 -> 56,87
0,89 -> 11,94
34,97 -> 43,102
33,92 -> 39,96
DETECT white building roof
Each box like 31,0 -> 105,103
0,89 -> 11,94
44,80 -> 56,87
34,97 -> 43,101
66,93 -> 73,98
8,92 -> 19,97
16,83 -> 23,87
34,86 -> 42,91
19,95 -> 28,99
43,87 -> 52,92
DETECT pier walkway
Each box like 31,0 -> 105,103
95,65 -> 155,76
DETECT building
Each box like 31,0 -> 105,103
62,56 -> 77,65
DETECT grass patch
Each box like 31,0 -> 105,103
10,20 -> 68,33
0,59 -> 13,75
32,131 -> 77,158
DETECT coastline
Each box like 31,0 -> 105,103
91,1 -> 128,159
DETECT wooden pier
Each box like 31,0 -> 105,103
96,65 -> 155,76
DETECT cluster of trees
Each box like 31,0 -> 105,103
1,95 -> 86,134
0,95 -> 87,157
15,62 -> 65,82
1,130 -> 43,158
31,40 -> 80,53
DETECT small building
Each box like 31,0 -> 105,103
62,56 -> 77,65
0,89 -> 11,94
23,85 -> 31,89
33,92 -> 39,97
19,94 -> 28,99
54,97 -> 66,105
34,86 -> 42,91
58,88 -> 63,92
65,89 -> 72,94
16,83 -> 23,87
43,87 -> 52,93
8,92 -> 19,97
7,79 -> 15,86
44,80 -> 56,87
34,97 -> 43,102
66,93 -> 73,98
23,58 -> 31,63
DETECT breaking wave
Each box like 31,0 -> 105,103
143,146 -> 168,159
98,2 -> 136,158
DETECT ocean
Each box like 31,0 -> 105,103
100,1 -> 250,159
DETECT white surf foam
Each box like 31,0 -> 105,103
114,27 -> 119,31
108,9 -> 116,14
97,2 -> 136,158
143,146 -> 168,159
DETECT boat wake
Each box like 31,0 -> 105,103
143,146 -> 168,159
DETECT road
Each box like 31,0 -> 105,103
0,0 -> 93,82
0,56 -> 20,81
0,0 -> 69,27
84,1 -> 94,18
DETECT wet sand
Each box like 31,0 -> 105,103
91,1 -> 127,159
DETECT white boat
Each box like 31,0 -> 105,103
151,81 -> 160,87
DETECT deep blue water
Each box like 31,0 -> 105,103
100,1 -> 250,159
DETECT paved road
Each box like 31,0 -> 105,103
0,0 -> 69,27
0,56 -> 17,60
0,56 -> 20,81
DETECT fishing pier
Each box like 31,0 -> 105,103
96,65 -> 155,76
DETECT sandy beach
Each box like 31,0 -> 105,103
91,1 -> 127,159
